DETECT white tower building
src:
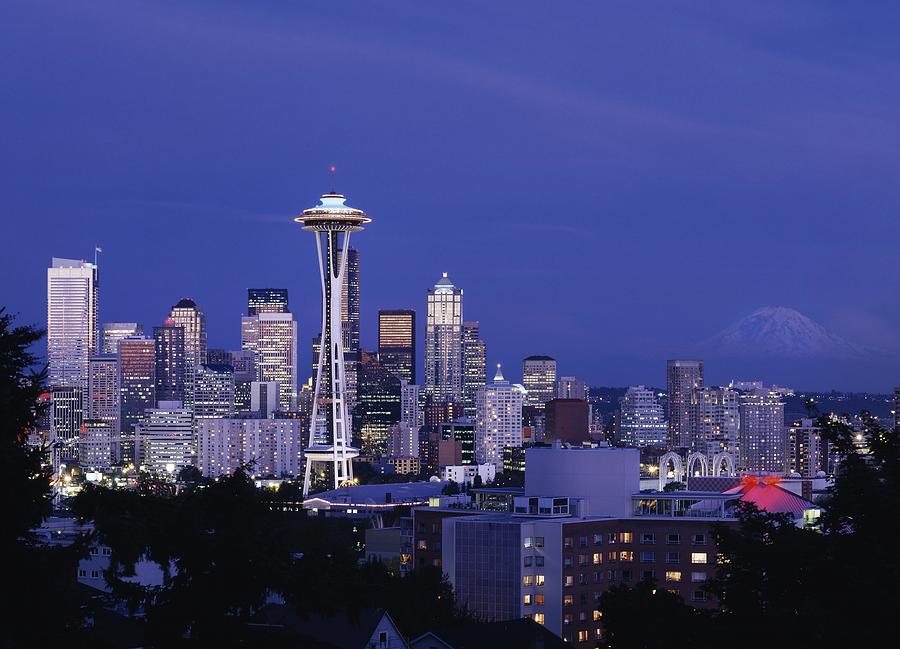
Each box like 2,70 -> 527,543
425,273 -> 463,403
475,364 -> 525,469
618,385 -> 667,448
296,192 -> 370,496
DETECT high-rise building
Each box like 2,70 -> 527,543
461,321 -> 487,419
230,349 -> 256,414
194,364 -> 235,421
168,299 -> 207,412
666,360 -> 704,448
247,288 -> 289,316
254,313 -> 297,412
787,418 -> 827,478
475,365 -> 525,469
425,273 -> 463,403
522,356 -> 557,410
689,386 -> 739,456
341,248 -> 360,353
88,354 -> 119,460
557,376 -> 588,400
387,422 -> 419,459
378,309 -> 416,383
79,420 -> 113,470
118,336 -> 156,463
101,322 -> 142,354
544,398 -> 590,444
153,320 -> 185,403
197,418 -> 304,478
206,348 -> 232,366
47,257 -> 99,409
135,401 -> 194,476
440,419 -> 476,466
739,389 -> 786,472
51,386 -> 83,442
354,350 -> 402,457
296,192 -> 368,495
250,381 -> 279,419
400,381 -> 422,432
618,386 -> 667,448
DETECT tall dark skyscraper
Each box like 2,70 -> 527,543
153,320 -> 185,402
461,321 -> 486,419
378,309 -> 416,383
247,288 -> 289,315
341,248 -> 360,352
354,350 -> 402,457
666,359 -> 704,449
118,336 -> 156,463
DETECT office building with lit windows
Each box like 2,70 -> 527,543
101,322 -> 143,354
689,386 -> 739,457
354,350 -> 402,456
666,360 -> 704,448
135,401 -> 194,476
475,365 -> 525,469
461,321 -> 487,419
247,288 -> 289,315
197,417 -> 303,478
168,299 -> 207,412
51,386 -> 83,442
787,418 -> 827,478
194,364 -> 235,421
79,419 -> 114,470
243,312 -> 297,412
47,257 -> 99,408
425,273 -> 463,403
117,336 -> 156,463
522,356 -> 556,410
378,309 -> 416,383
153,320 -> 185,403
88,354 -> 119,459
618,386 -> 667,448
739,389 -> 786,471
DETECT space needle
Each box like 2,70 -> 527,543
296,182 -> 371,497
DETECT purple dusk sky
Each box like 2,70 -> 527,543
2,1 -> 899,391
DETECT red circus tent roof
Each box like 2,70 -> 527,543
722,475 -> 821,517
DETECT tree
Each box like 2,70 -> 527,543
442,479 -> 460,495
661,481 -> 685,492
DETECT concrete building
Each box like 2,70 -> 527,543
441,463 -> 495,485
557,376 -> 588,400
244,312 -> 298,412
135,401 -> 193,475
247,288 -> 289,315
168,299 -> 207,412
461,321 -> 486,419
388,422 -> 419,459
87,354 -> 119,452
475,365 -> 525,469
689,386 -> 739,457
117,336 -> 156,463
47,257 -> 99,408
101,322 -> 142,354
378,309 -> 416,383
194,364 -> 235,421
153,320 -> 185,403
400,381 -> 422,433
787,418 -> 826,478
51,386 -> 83,442
250,381 -> 280,419
618,386 -> 667,448
425,273 -> 463,403
666,360 -> 703,448
739,389 -> 786,472
544,399 -> 590,444
79,419 -> 114,470
196,417 -> 303,478
522,356 -> 556,410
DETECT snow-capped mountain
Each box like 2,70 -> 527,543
700,307 -> 866,359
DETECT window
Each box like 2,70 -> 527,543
417,540 -> 427,550
641,533 -> 656,544
535,594 -> 545,605
578,554 -> 587,566
524,537 -> 533,548
564,556 -> 574,568
592,553 -> 602,565
91,570 -> 100,578
523,594 -> 532,605
564,537 -> 574,548
692,533 -> 707,546
78,569 -> 86,577
622,569 -> 632,582
563,613 -> 573,625
692,590 -> 708,602
578,630 -> 589,642
620,532 -> 633,543
620,551 -> 634,562
564,575 -> 574,587
667,533 -> 680,545
90,547 -> 99,556
535,556 -> 545,567
691,552 -> 708,564
593,534 -> 603,545
665,571 -> 682,582
579,536 -> 588,547
609,551 -> 617,561
594,571 -> 603,583
564,595 -> 574,606
579,573 -> 588,585
640,552 -> 655,563
523,575 -> 534,586
593,610 -> 602,621
607,570 -> 617,581
607,533 -> 616,544
535,537 -> 545,548
535,574 -> 545,586
534,613 -> 545,625
102,547 -> 112,556
691,571 -> 706,583
641,570 -> 656,581
524,556 -> 533,567
666,551 -> 680,563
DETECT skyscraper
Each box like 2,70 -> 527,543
50,386 -> 83,442
118,336 -> 156,463
101,322 -> 143,354
666,360 -> 704,448
475,365 -> 525,469
47,257 -> 99,408
689,386 -> 739,456
153,320 -> 185,402
135,401 -> 194,476
296,192 -> 369,495
557,376 -> 588,400
247,288 -> 289,315
739,389 -> 786,472
230,349 -> 256,414
354,350 -> 402,456
88,354 -> 119,460
522,355 -> 556,410
461,321 -> 487,419
787,418 -> 827,478
194,364 -> 235,421
341,248 -> 360,352
378,309 -> 416,383
168,299 -> 207,412
79,419 -> 114,470
618,386 -> 667,448
425,273 -> 463,403
254,313 -> 298,412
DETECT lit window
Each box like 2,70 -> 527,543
523,594 -> 532,605
535,574 -> 545,586
665,571 -> 682,582
564,575 -> 574,587
691,571 -> 706,583
564,595 -> 574,606
534,613 -> 545,625
620,551 -> 634,562
593,610 -> 602,621
524,537 -> 533,548
523,575 -> 534,586
691,552 -> 707,564
535,594 -> 545,605
592,553 -> 602,565
620,532 -> 633,543
578,630 -> 589,642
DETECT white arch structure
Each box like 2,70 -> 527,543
686,452 -> 709,478
711,452 -> 736,476
658,452 -> 684,490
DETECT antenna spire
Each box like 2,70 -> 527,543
329,164 -> 337,194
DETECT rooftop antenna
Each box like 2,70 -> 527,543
329,164 -> 337,194
94,245 -> 102,268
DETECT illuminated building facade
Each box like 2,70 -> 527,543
738,389 -> 786,471
247,288 -> 289,315
461,321 -> 487,419
618,386 -> 667,448
787,418 -> 827,477
135,401 -> 194,475
153,320 -> 185,402
666,360 -> 704,448
101,322 -> 142,354
253,313 -> 297,412
689,386 -> 739,457
88,354 -> 119,459
378,309 -> 416,383
354,350 -> 402,457
296,192 -> 369,496
168,299 -> 207,412
117,336 -> 156,463
79,419 -> 113,470
197,417 -> 303,478
425,273 -> 463,403
51,386 -> 83,442
194,364 -> 235,420
476,365 -> 525,469
522,356 -> 556,410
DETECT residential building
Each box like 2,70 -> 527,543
461,321 -> 487,419
666,360 -> 704,448
194,364 -> 235,421
168,299 -> 207,412
739,389 -> 786,472
388,422 -> 419,459
401,381 -> 422,433
387,456 -> 422,476
135,401 -> 193,475
522,356 -> 556,410
689,386 -> 739,457
441,463 -> 495,485
425,273 -> 463,403
787,418 -> 826,477
47,257 -> 99,408
378,309 -> 416,383
196,417 -> 304,478
476,365 -> 525,469
618,386 -> 667,448
101,322 -> 142,354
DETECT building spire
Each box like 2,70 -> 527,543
494,363 -> 505,382
329,164 -> 337,194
